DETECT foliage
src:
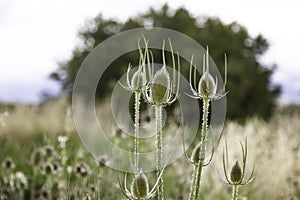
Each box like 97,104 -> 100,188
51,4 -> 280,121
1,101 -> 300,199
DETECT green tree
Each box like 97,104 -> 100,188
51,4 -> 280,121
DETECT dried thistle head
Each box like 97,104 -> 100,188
119,38 -> 148,93
188,47 -> 228,100
119,168 -> 166,200
75,162 -> 91,177
220,138 -> 255,186
30,149 -> 42,166
43,145 -> 56,158
151,66 -> 170,104
143,38 -> 180,106
131,68 -> 144,91
2,157 -> 15,170
130,170 -> 149,199
42,162 -> 53,175
15,171 -> 28,190
198,71 -> 217,98
230,161 -> 242,183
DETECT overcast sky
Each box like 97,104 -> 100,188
0,0 -> 300,104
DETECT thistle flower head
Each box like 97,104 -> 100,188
75,162 -> 91,177
198,72 -> 217,98
30,149 -> 42,166
119,167 -> 165,200
143,38 -> 180,106
151,66 -> 170,104
130,170 -> 149,198
2,157 -> 15,170
131,68 -> 144,91
188,47 -> 228,100
42,162 -> 53,175
230,161 -> 242,183
43,145 -> 56,158
15,171 -> 28,190
120,38 -> 148,93
220,138 -> 255,186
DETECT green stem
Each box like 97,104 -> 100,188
194,98 -> 210,200
188,164 -> 198,200
232,185 -> 239,200
46,176 -> 53,200
31,167 -> 37,200
134,91 -> 141,173
155,105 -> 164,200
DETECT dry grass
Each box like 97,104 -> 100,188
1,97 -> 300,199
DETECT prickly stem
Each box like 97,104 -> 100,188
134,91 -> 141,173
155,105 -> 164,200
194,98 -> 210,200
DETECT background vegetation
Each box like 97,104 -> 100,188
0,99 -> 300,199
51,4 -> 280,122
1,4 -> 299,200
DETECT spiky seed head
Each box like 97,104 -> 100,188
131,68 -> 143,91
230,160 -> 242,183
198,72 -> 216,98
43,145 -> 55,158
191,142 -> 202,163
130,170 -> 149,198
30,149 -> 42,166
15,171 -> 28,190
43,162 -> 53,175
2,157 -> 15,169
52,161 -> 60,174
151,66 -> 170,104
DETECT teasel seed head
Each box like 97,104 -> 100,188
131,68 -> 144,91
30,149 -> 42,166
43,162 -> 53,175
230,160 -> 242,183
130,170 -> 149,198
43,145 -> 55,158
151,66 -> 170,104
2,157 -> 15,170
198,72 -> 217,98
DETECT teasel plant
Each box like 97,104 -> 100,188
118,168 -> 166,200
119,38 -> 149,174
220,138 -> 255,200
142,38 -> 181,200
185,47 -> 228,200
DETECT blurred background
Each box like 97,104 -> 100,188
1,0 -> 300,119
1,0 -> 300,199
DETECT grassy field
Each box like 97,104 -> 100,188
0,98 -> 300,199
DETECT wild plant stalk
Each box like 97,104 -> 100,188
232,185 -> 238,200
120,39 -> 147,173
220,138 -> 255,200
31,167 -> 38,200
155,105 -> 164,200
134,91 -> 141,173
193,98 -> 210,200
142,39 -> 180,200
186,47 -> 228,200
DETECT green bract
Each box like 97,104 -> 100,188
151,66 -> 170,104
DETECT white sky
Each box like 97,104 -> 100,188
0,0 -> 300,103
